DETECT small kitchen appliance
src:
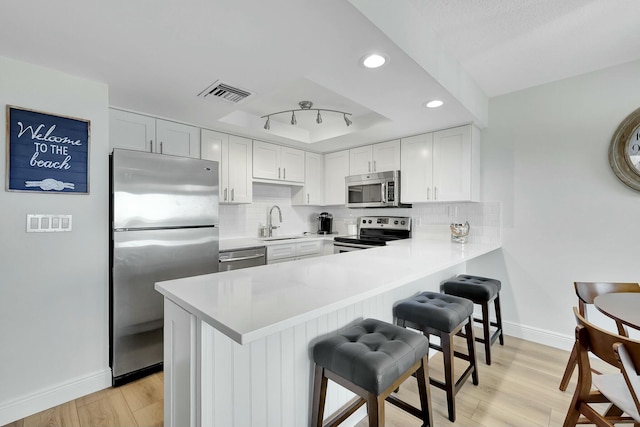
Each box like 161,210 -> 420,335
333,216 -> 411,252
318,212 -> 333,234
345,170 -> 411,208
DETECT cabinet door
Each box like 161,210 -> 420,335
324,150 -> 350,205
294,152 -> 323,205
266,243 -> 296,263
349,145 -> 373,175
156,119 -> 201,158
253,140 -> 280,180
432,125 -> 472,201
373,140 -> 400,172
296,240 -> 322,257
109,109 -> 155,153
400,133 -> 433,202
201,129 -> 227,201
280,146 -> 305,182
227,135 -> 252,203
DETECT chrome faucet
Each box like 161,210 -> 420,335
267,205 -> 282,237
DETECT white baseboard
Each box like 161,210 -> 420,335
503,320 -> 574,351
0,368 -> 112,425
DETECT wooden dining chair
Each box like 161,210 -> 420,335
563,307 -> 640,426
558,281 -> 640,391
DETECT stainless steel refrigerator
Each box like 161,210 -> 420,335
110,149 -> 219,386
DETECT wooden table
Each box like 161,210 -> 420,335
594,292 -> 640,331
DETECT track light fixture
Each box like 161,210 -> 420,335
261,101 -> 352,130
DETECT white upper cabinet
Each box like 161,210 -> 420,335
349,140 -> 400,175
401,124 -> 480,202
226,135 -> 253,203
109,109 -> 200,158
109,109 -> 155,152
293,151 -> 324,206
252,140 -> 304,183
156,119 -> 201,158
324,149 -> 350,206
400,132 -> 433,202
201,129 -> 252,204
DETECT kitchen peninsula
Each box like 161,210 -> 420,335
155,237 -> 500,427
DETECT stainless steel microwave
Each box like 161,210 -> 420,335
345,170 -> 411,208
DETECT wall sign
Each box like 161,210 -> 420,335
6,105 -> 90,194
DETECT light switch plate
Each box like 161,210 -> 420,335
26,214 -> 73,232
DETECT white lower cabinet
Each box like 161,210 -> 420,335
266,240 -> 323,264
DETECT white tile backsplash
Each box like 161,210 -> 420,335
219,183 -> 501,244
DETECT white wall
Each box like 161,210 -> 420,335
468,59 -> 640,349
0,56 -> 110,424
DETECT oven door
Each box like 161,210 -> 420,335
333,242 -> 374,253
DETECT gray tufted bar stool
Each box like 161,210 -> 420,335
394,291 -> 479,422
441,274 -> 504,365
310,318 -> 433,427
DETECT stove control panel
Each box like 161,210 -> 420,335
359,216 -> 411,231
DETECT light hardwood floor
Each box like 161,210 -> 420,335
4,336 -> 595,427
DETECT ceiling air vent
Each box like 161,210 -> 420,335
198,81 -> 252,104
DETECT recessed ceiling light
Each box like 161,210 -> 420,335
361,53 -> 388,69
425,100 -> 444,108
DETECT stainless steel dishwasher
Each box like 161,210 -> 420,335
218,246 -> 266,271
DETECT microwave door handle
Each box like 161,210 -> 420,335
381,183 -> 387,203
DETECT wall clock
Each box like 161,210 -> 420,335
609,107 -> 640,192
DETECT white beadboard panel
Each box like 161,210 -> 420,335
233,341 -> 251,427
280,328 -> 295,427
213,328 -> 233,427
266,333 -> 282,427
250,339 -> 267,427
194,264 -> 464,427
200,322 -> 214,427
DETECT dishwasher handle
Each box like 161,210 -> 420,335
219,253 -> 265,263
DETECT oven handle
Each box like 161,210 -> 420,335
333,242 -> 376,250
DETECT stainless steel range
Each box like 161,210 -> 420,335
333,216 -> 411,253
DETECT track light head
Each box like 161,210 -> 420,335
264,116 -> 270,130
344,114 -> 352,126
291,111 -> 297,125
316,110 -> 322,124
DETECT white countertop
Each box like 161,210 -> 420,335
219,234 -> 337,251
156,237 -> 500,344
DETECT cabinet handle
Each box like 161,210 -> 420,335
224,188 -> 228,202
160,141 -> 164,154
373,160 -> 377,171
231,188 -> 235,201
278,167 -> 281,179
427,187 -> 430,201
434,186 -> 438,200
283,168 -> 286,180
368,161 -> 371,172
307,193 -> 310,204
150,140 -> 153,153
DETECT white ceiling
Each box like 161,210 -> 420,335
1,0 -> 639,153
